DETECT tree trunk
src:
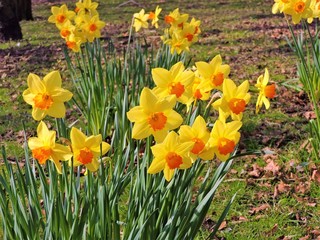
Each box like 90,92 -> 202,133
14,0 -> 33,21
0,0 -> 33,41
0,0 -> 23,41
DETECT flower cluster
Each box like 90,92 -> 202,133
272,0 -> 320,24
132,7 -> 201,55
127,57 -> 276,181
23,71 -> 110,173
48,0 -> 105,52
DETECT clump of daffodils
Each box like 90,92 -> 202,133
132,7 -> 201,55
23,70 -> 111,173
127,56 -> 276,181
48,0 -> 105,52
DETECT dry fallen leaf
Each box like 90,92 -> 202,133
248,163 -> 263,178
304,111 -> 316,120
264,159 -> 280,176
311,169 -> 320,184
249,203 -> 270,215
218,220 -> 227,230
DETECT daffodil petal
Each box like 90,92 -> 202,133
152,68 -> 171,87
70,127 -> 87,149
28,73 -> 45,94
163,166 -> 174,181
28,137 -> 43,150
132,122 -> 151,140
47,102 -> 66,118
22,89 -> 35,105
127,106 -> 147,122
148,157 -> 166,174
32,107 -> 46,121
51,88 -> 73,102
53,144 -> 72,161
44,71 -> 62,89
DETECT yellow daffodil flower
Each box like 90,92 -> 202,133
75,0 -> 99,17
180,22 -> 199,44
127,87 -> 183,142
164,8 -> 189,28
148,5 -> 162,28
152,62 -> 194,104
179,116 -> 215,162
164,31 -> 190,54
209,119 -> 242,161
82,15 -> 105,42
148,131 -> 193,181
255,68 -> 276,113
23,71 -> 73,121
28,121 -> 72,173
133,9 -> 149,32
283,0 -> 312,24
195,55 -> 230,90
192,74 -> 211,101
59,21 -> 75,39
212,79 -> 251,121
48,4 -> 75,27
70,127 -> 110,172
185,71 -> 212,110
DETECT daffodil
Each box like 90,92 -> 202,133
180,22 -> 199,44
164,8 -> 189,28
70,127 -> 110,172
75,0 -> 99,17
195,55 -> 230,90
191,74 -> 211,101
209,119 -> 242,161
185,72 -> 212,109
212,79 -> 251,121
66,33 -> 83,52
23,71 -> 73,121
164,31 -> 190,54
81,15 -> 105,42
283,0 -> 312,24
48,4 -> 75,27
179,116 -> 215,162
148,5 -> 162,28
28,121 -> 72,173
255,68 -> 276,113
127,87 -> 183,142
59,21 -> 75,39
152,62 -> 194,104
148,131 -> 193,181
133,9 -> 149,32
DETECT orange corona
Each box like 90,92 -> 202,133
148,112 -> 167,131
217,137 -> 235,155
33,93 -> 53,110
166,152 -> 183,169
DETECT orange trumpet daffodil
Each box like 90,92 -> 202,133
22,71 -> 73,121
127,87 -> 183,142
148,131 -> 193,181
70,127 -> 110,172
28,121 -> 72,173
